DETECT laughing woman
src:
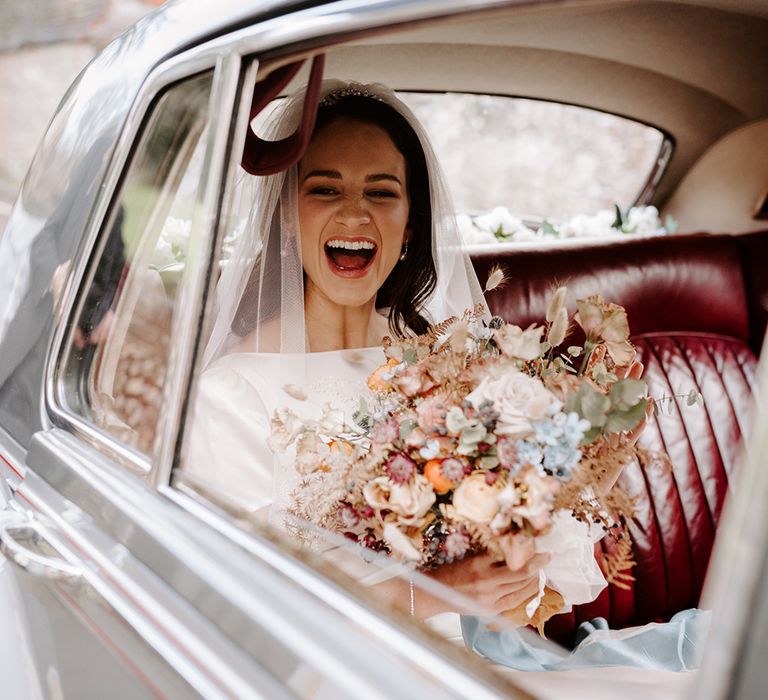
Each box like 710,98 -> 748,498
183,80 -> 589,621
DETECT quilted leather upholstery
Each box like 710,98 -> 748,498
470,231 -> 767,645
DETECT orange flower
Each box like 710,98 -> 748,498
367,358 -> 399,392
425,459 -> 454,494
328,439 -> 353,456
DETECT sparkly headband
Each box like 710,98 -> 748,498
319,84 -> 385,107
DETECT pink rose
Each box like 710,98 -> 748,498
452,471 -> 502,524
393,365 -> 435,397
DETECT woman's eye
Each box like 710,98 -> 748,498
367,189 -> 397,199
309,186 -> 338,196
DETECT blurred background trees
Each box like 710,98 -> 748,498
0,0 -> 161,229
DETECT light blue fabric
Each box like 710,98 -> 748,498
461,608 -> 711,671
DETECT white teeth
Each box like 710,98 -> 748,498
326,239 -> 376,251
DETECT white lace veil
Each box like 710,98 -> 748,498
203,79 -> 487,366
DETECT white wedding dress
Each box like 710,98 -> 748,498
184,346 -> 385,518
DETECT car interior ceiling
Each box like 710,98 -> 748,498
262,0 -> 767,235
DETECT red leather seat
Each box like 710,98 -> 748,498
470,230 -> 767,645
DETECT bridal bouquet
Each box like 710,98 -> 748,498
270,281 -> 648,632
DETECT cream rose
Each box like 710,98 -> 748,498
363,474 -> 436,524
493,323 -> 543,360
452,472 -> 501,524
467,370 -> 558,438
507,466 -> 560,531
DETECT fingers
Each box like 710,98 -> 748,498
623,397 -> 654,447
480,551 -> 550,585
492,577 -> 541,615
626,359 -> 644,380
498,532 -> 536,570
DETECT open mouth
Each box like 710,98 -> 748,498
324,238 -> 377,276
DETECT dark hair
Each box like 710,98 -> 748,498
311,95 -> 437,337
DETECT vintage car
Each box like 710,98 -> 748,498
1,0 -> 767,698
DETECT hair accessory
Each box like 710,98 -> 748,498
320,83 -> 385,107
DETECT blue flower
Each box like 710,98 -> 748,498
515,439 -> 543,470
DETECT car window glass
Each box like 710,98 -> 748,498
402,92 -> 666,224
60,71 -> 213,456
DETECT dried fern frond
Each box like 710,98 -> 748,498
601,527 -> 636,590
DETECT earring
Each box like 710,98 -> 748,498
400,240 -> 409,261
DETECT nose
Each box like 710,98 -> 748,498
334,196 -> 371,228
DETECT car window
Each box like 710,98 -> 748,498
401,92 -> 666,224
400,92 -> 665,230
59,71 -> 213,457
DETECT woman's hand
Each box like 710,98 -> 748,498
418,537 -> 549,618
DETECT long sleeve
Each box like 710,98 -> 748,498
183,362 -> 275,512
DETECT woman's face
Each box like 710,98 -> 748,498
298,117 -> 410,310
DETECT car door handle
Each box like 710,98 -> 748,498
0,514 -> 83,586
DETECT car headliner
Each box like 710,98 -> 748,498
274,0 -> 768,206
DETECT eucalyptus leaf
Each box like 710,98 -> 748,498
581,426 -> 604,445
612,203 -> 624,229
604,400 -> 647,433
567,345 -> 583,357
581,387 -> 611,427
399,419 -> 417,440
541,220 -> 559,237
610,379 -> 647,410
403,347 -> 418,364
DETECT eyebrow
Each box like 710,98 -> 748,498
302,169 -> 402,185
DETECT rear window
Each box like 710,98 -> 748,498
400,92 -> 668,227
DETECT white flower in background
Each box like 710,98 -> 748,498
458,204 -> 670,245
474,206 -> 523,236
162,216 -> 192,248
625,205 -> 664,234
151,236 -> 177,270
511,227 -> 538,241
151,216 -> 192,271
555,209 -> 615,239
456,213 -> 497,245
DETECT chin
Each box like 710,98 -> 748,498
324,284 -> 380,310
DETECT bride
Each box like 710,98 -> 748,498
185,78 -> 571,620
182,77 -> 707,673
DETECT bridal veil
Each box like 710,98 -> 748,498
202,78 -> 487,366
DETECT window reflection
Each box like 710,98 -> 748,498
62,72 -> 212,455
